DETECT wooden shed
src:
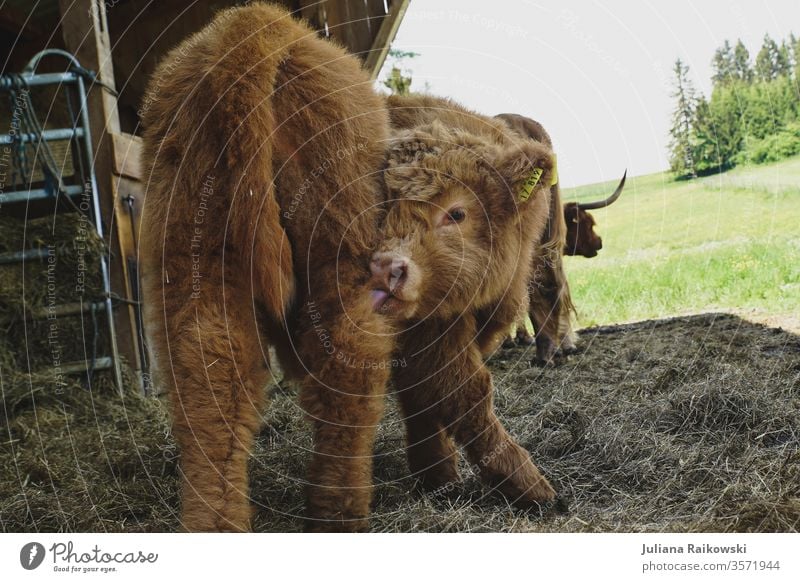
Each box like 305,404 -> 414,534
0,0 -> 409,391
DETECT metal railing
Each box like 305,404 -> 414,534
0,49 -> 123,392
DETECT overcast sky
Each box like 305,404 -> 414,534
378,0 -> 799,187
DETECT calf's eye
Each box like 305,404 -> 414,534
442,208 -> 467,225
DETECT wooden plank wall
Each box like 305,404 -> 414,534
299,0 -> 389,59
106,0 -> 400,133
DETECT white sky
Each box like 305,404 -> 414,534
378,0 -> 799,187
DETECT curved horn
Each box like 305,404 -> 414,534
577,169 -> 627,210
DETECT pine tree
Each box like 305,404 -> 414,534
668,58 -> 698,177
708,83 -> 746,168
776,41 -> 793,78
732,40 -> 753,83
690,96 -> 722,173
790,33 -> 800,94
712,40 -> 735,85
383,67 -> 412,95
755,34 -> 781,81
790,33 -> 800,77
685,32 -> 800,174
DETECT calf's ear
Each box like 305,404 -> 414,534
490,141 -> 555,206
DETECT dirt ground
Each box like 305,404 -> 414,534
1,312 -> 798,532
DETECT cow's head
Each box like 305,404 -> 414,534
371,121 -> 554,321
563,171 -> 626,258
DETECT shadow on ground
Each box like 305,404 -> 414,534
2,313 -> 798,532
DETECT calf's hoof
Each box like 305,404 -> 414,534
413,462 -> 461,495
560,342 -> 579,356
480,442 -> 556,508
179,491 -> 253,532
533,354 -> 568,368
179,518 -> 251,533
533,339 -> 560,367
489,467 -> 556,509
515,329 -> 535,346
533,348 -> 567,367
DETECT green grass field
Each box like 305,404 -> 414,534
561,156 -> 800,328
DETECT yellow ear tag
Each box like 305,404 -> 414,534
519,168 -> 543,202
550,154 -> 558,186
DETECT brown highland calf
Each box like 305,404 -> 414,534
375,116 -> 557,502
493,113 -> 575,362
495,113 -> 625,362
140,3 -> 395,532
388,97 -> 570,364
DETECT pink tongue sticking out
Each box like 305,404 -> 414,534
371,289 -> 389,311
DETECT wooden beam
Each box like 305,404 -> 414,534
59,0 -> 121,135
324,0 -> 372,58
345,0 -> 374,57
112,132 -> 143,181
297,0 -> 324,30
104,0 -> 231,133
58,0 -> 144,387
112,174 -> 148,386
363,0 -> 410,79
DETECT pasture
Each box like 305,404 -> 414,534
563,155 -> 800,329
1,160 -> 797,533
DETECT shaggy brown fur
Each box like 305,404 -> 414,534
498,115 -> 627,358
373,119 -> 557,504
494,113 -> 577,361
387,97 -> 575,364
139,3 -> 394,532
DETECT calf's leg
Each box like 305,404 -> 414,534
167,292 -> 268,532
442,354 -> 555,507
529,280 -> 562,366
515,322 -> 535,346
396,387 -> 460,491
294,264 -> 392,532
396,319 -> 554,507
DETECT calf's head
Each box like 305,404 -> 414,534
371,122 -> 555,321
563,171 -> 626,258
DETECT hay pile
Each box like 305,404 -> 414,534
0,213 -> 105,316
0,214 -> 107,371
0,212 -> 172,532
0,367 -> 178,531
1,313 -> 798,532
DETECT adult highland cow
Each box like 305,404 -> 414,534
140,3 -> 394,532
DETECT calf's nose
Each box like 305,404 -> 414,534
596,237 -> 603,251
371,254 -> 408,292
